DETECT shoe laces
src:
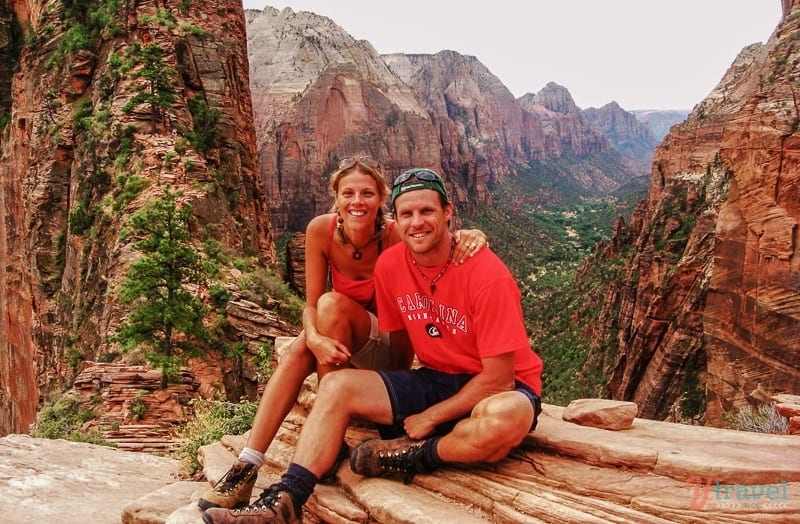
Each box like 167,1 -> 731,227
378,442 -> 425,484
232,485 -> 282,515
214,462 -> 253,494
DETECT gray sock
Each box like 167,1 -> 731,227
238,447 -> 265,468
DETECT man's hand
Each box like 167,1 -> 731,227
403,411 -> 438,440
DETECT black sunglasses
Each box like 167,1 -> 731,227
392,169 -> 441,187
338,155 -> 380,170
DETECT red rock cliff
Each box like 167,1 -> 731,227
583,1 -> 798,424
0,0 -> 272,435
246,7 -> 445,234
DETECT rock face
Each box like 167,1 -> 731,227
584,101 -> 660,162
581,0 -> 800,424
63,295 -> 297,450
632,109 -> 691,141
0,0 -> 272,435
246,7 -> 441,234
245,8 -> 643,237
562,398 -> 638,430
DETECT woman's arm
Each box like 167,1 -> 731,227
302,215 -> 333,345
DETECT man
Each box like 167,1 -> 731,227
202,168 -> 543,524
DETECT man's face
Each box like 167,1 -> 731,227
393,189 -> 453,257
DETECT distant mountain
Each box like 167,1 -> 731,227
583,102 -> 660,162
630,109 -> 690,140
245,8 -> 645,236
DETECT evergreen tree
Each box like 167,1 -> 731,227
122,42 -> 176,133
115,188 -> 207,388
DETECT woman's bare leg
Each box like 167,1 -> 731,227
315,292 -> 373,378
244,333 -> 316,452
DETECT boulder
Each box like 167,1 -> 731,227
562,398 -> 638,430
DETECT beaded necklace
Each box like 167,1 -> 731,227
411,237 -> 455,293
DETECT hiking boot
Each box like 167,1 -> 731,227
198,460 -> 258,510
202,485 -> 301,524
349,436 -> 428,484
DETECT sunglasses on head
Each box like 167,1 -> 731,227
338,155 -> 380,170
392,168 -> 441,187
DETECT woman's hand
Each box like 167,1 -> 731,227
453,229 -> 489,265
306,332 -> 352,367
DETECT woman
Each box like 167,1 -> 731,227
198,155 -> 487,510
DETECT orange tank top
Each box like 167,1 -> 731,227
328,216 -> 393,313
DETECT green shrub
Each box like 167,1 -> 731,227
254,341 -> 274,383
138,9 -> 176,29
178,22 -> 205,37
209,284 -> 231,308
31,393 -> 110,446
130,390 -> 149,421
72,99 -> 94,132
183,95 -> 219,152
112,174 -> 149,213
175,398 -> 257,475
239,266 -> 304,325
65,346 -> 83,371
68,202 -> 91,235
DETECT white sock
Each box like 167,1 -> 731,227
238,447 -> 265,468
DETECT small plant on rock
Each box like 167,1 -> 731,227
725,403 -> 789,434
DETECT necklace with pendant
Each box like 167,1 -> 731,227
411,237 -> 455,293
338,221 -> 377,260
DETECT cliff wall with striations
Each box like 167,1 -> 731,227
0,0 -> 274,435
246,7 -> 443,234
581,0 -> 799,424
584,100 -> 660,162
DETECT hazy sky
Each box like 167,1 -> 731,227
241,1 -> 781,111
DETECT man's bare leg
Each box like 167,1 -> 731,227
437,391 -> 534,463
292,369 -> 394,478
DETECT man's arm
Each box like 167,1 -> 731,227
388,329 -> 415,370
402,353 -> 515,439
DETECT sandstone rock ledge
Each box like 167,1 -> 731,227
182,405 -> 800,524
3,402 -> 799,523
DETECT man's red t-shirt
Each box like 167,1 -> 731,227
375,242 -> 543,395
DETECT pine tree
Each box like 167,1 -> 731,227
115,188 -> 207,388
122,42 -> 176,133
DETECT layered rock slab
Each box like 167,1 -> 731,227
182,403 -> 800,523
4,400 -> 799,523
0,433 -> 179,524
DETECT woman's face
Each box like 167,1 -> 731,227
336,170 -> 383,227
